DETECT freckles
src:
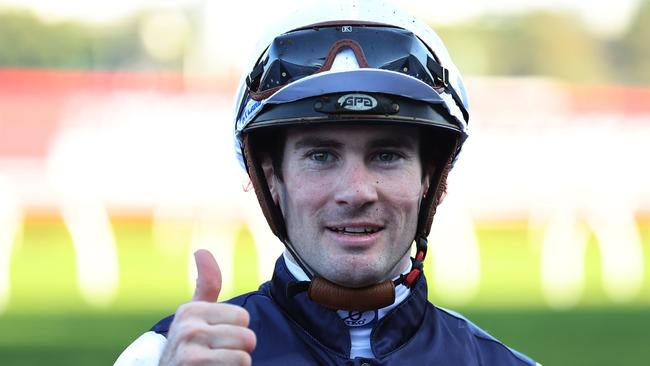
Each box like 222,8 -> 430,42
377,179 -> 422,201
293,178 -> 331,205
306,178 -> 332,195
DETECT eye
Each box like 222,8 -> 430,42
309,151 -> 332,162
375,152 -> 400,162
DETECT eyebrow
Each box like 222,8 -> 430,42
293,137 -> 344,150
367,137 -> 417,150
293,136 -> 417,150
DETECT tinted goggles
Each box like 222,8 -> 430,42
245,24 -> 467,122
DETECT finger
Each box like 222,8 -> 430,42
192,249 -> 222,302
201,324 -> 257,353
176,302 -> 251,327
210,349 -> 252,366
165,345 -> 251,366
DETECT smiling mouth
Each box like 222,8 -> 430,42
327,227 -> 383,234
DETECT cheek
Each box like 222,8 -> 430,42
391,189 -> 425,216
282,174 -> 332,213
378,172 -> 426,205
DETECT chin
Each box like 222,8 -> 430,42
323,266 -> 384,288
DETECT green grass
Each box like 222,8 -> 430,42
1,218 -> 649,365
463,307 -> 650,366
0,312 -> 163,366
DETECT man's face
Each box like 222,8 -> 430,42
265,124 -> 428,287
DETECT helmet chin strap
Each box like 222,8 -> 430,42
285,236 -> 427,312
281,238 -> 314,280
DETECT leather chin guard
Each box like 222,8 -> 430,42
308,277 -> 395,312
286,237 -> 428,311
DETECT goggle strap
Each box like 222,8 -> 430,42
246,62 -> 265,90
293,20 -> 395,32
320,39 -> 370,70
249,84 -> 281,101
427,56 -> 469,123
426,56 -> 449,87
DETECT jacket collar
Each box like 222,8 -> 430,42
269,256 -> 429,358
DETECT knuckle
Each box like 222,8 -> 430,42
175,302 -> 194,319
245,328 -> 257,352
214,349 -> 251,366
230,327 -> 256,353
236,350 -> 253,366
212,303 -> 249,325
176,322 -> 207,343
240,309 -> 251,326
230,306 -> 250,326
209,324 -> 241,349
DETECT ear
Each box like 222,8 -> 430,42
423,174 -> 430,195
422,164 -> 448,204
261,155 -> 279,204
421,165 -> 433,199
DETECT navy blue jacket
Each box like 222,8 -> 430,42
151,258 -> 539,365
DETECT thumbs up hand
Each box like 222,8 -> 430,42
192,249 -> 223,302
159,250 -> 257,366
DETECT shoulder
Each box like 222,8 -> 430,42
224,282 -> 284,331
226,282 -> 274,308
432,306 -> 541,366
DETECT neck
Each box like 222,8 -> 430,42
283,251 -> 412,311
282,251 -> 412,285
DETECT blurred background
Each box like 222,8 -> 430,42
1,0 -> 649,365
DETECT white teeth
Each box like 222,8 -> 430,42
346,227 -> 366,233
334,227 -> 378,234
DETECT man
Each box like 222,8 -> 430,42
115,1 -> 540,365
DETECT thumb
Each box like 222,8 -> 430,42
192,249 -> 222,302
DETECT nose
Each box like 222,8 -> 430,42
333,159 -> 378,208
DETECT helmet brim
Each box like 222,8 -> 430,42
268,68 -> 445,106
240,69 -> 464,134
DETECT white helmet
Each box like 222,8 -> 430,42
232,0 -> 470,311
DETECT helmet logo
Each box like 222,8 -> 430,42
338,94 -> 378,111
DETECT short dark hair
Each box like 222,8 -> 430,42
250,127 -> 288,181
